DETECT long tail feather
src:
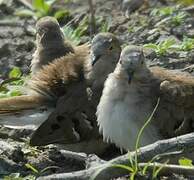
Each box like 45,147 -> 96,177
0,95 -> 51,112
0,95 -> 54,128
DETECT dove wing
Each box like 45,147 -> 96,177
0,43 -> 89,114
30,81 -> 108,154
150,67 -> 194,138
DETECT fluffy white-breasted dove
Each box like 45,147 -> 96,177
97,45 -> 194,150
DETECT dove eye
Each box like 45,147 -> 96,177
109,46 -> 113,50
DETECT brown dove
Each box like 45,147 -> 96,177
0,16 -> 90,114
97,45 -> 194,151
29,33 -> 121,154
31,16 -> 74,74
0,41 -> 89,128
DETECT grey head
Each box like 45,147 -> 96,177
119,45 -> 146,83
91,32 -> 121,66
88,32 -> 121,89
36,16 -> 65,47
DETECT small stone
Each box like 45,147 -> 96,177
9,146 -> 25,163
0,44 -> 10,58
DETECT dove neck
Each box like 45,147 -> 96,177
86,55 -> 119,91
38,38 -> 66,49
37,29 -> 66,47
115,64 -> 151,83
134,65 -> 151,82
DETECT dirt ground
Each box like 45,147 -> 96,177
1,0 -> 194,179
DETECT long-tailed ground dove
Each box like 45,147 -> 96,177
29,33 -> 121,154
0,16 -> 90,113
97,45 -> 194,151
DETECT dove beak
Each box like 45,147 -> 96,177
127,70 -> 134,84
91,54 -> 101,66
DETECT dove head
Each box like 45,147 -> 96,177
118,45 -> 145,83
90,32 -> 121,66
88,33 -> 121,89
36,16 -> 65,46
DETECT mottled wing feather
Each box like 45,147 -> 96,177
151,67 -> 194,137
30,81 -> 95,146
28,43 -> 90,100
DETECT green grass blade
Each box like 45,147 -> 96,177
134,98 -> 160,170
153,160 -> 169,178
25,163 -> 39,174
112,164 -> 134,172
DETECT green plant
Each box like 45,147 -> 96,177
62,16 -> 89,45
3,163 -> 59,180
178,157 -> 194,166
0,67 -> 28,98
150,6 -> 177,17
100,20 -> 110,32
128,26 -> 135,33
15,0 -> 69,20
151,6 -> 187,27
144,38 -> 177,56
25,163 -> 59,175
171,11 -> 187,26
179,36 -> 194,51
96,16 -> 112,32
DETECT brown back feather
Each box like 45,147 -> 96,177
151,67 -> 194,85
29,43 -> 90,100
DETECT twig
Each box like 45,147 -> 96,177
59,150 -> 87,165
88,0 -> 96,35
182,64 -> 194,72
0,20 -> 23,27
38,132 -> 194,180
16,0 -> 33,10
138,162 -> 194,176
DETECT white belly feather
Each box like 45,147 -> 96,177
97,73 -> 161,150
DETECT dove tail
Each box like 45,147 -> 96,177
0,95 -> 51,112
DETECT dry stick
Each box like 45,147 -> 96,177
16,0 -> 33,10
138,163 -> 194,177
88,0 -> 96,35
182,64 -> 194,72
0,21 -> 23,27
38,132 -> 194,180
